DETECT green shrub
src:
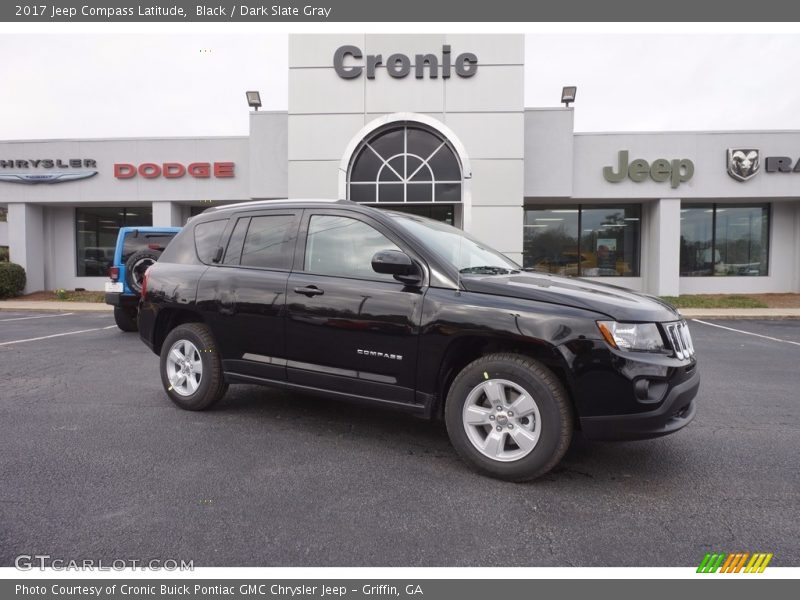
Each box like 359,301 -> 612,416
660,294 -> 768,309
0,246 -> 8,262
0,262 -> 26,298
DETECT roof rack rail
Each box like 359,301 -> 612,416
206,198 -> 349,211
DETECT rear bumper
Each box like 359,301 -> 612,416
105,292 -> 138,308
580,367 -> 700,441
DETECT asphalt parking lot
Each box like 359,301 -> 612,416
0,311 -> 798,567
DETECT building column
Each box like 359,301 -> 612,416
792,200 -> 800,293
645,198 -> 681,296
152,201 -> 184,227
0,219 -> 8,249
8,203 -> 45,293
466,161 -> 525,266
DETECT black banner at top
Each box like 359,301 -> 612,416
3,0 -> 800,22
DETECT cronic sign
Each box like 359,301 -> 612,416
333,45 -> 478,79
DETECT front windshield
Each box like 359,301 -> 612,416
389,213 -> 520,275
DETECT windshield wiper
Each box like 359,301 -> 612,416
459,266 -> 519,275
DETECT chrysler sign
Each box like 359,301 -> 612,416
0,158 -> 98,184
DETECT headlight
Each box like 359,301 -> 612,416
597,321 -> 665,352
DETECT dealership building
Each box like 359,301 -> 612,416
1,34 -> 799,296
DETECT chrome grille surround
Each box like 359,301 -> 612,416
664,320 -> 695,359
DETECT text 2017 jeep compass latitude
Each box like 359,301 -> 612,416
138,200 -> 699,481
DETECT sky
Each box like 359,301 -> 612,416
1,33 -> 800,139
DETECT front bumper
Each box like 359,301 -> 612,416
579,366 -> 700,441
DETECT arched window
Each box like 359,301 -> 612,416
348,124 -> 462,204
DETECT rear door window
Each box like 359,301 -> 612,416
239,214 -> 298,270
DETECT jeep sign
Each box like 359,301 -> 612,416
603,150 -> 694,188
333,45 -> 478,80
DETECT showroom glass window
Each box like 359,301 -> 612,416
680,204 -> 769,276
348,124 -> 462,205
523,205 -> 641,277
190,205 -> 214,218
76,207 -> 152,276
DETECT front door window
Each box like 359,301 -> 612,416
305,215 -> 400,281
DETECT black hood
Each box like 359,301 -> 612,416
460,271 -> 681,323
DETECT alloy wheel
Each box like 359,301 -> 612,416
166,339 -> 203,396
462,378 -> 541,462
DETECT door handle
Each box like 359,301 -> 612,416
294,285 -> 324,297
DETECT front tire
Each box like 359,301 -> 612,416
113,306 -> 138,332
160,323 -> 228,411
444,353 -> 573,482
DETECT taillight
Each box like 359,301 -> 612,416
141,266 -> 151,299
108,266 -> 119,282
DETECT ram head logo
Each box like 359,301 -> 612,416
727,149 -> 760,182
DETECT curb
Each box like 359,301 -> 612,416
0,301 -> 113,312
679,309 -> 800,320
684,316 -> 800,320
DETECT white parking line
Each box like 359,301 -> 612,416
0,325 -> 117,346
692,319 -> 800,347
0,312 -> 74,322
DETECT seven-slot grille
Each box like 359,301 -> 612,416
664,320 -> 695,359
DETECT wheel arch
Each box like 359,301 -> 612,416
430,335 -> 575,421
152,308 -> 206,355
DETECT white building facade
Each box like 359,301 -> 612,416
1,33 -> 799,296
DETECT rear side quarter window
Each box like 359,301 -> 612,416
193,219 -> 229,265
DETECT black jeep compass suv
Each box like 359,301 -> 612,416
138,199 -> 699,481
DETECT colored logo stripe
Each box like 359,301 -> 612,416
745,553 -> 773,573
697,553 -> 726,573
720,553 -> 737,572
697,552 -> 773,573
721,553 -> 748,573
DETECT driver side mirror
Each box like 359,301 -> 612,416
371,250 -> 422,285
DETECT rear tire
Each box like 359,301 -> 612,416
444,353 -> 573,482
160,323 -> 228,411
113,306 -> 138,332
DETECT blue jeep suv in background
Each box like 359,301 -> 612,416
105,226 -> 180,331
